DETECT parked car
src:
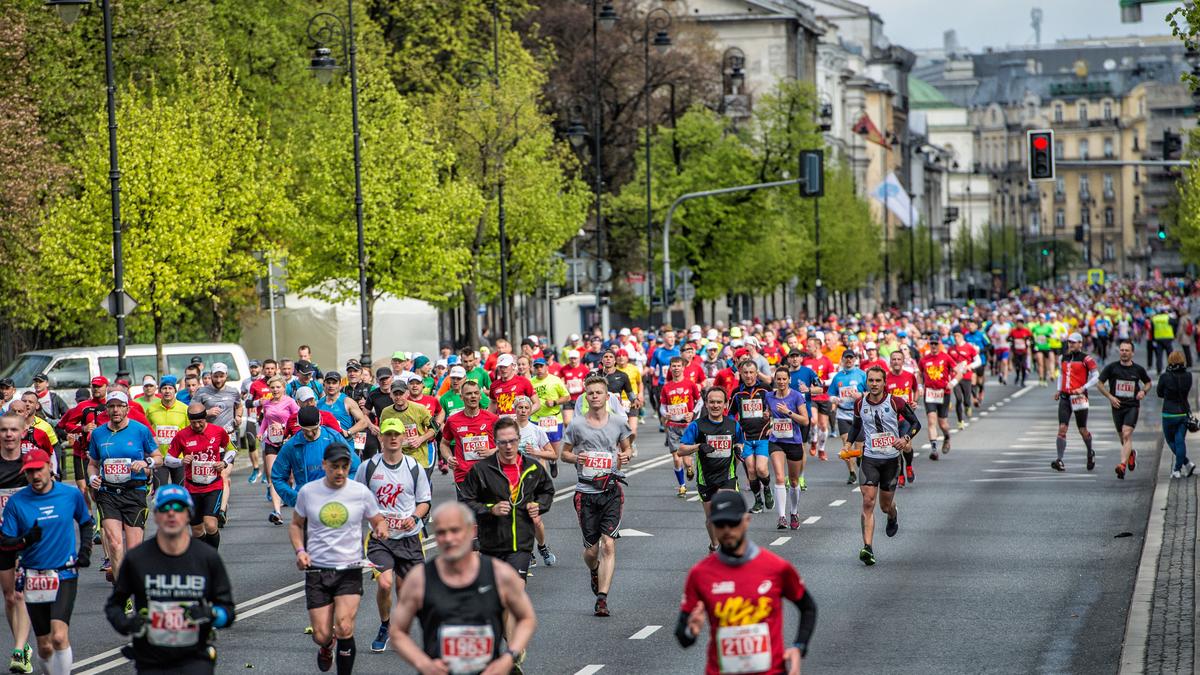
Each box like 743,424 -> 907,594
0,343 -> 250,401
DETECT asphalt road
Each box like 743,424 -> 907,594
60,377 -> 1157,674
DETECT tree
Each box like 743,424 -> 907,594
36,63 -> 294,371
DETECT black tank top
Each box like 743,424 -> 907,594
0,455 -> 27,490
419,555 -> 504,671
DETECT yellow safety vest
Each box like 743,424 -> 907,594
1151,313 -> 1175,340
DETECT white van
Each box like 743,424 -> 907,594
0,343 -> 251,400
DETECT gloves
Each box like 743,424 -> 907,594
22,524 -> 42,548
185,599 -> 214,625
75,548 -> 91,569
113,608 -> 147,636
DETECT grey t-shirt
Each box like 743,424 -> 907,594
563,413 -> 632,494
194,384 -> 242,433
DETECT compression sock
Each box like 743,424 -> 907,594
335,637 -> 356,675
674,468 -> 686,487
1056,436 -> 1067,461
773,485 -> 787,518
1083,434 -> 1094,453
787,485 -> 800,515
817,432 -> 827,453
47,647 -> 72,675
758,477 -> 772,494
749,481 -> 761,497
929,439 -> 937,452
209,531 -> 221,550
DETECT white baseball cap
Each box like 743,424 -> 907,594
295,386 -> 316,402
497,354 -> 515,368
567,349 -> 581,359
211,362 -> 229,374
105,391 -> 129,404
619,327 -> 631,336
398,371 -> 422,384
142,375 -> 157,385
449,366 -> 467,378
1068,332 -> 1083,343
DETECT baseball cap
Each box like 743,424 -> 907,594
865,342 -> 878,350
105,391 -> 129,404
533,357 -> 547,366
20,449 -> 52,473
159,375 -> 179,388
31,374 -> 47,383
708,491 -> 748,524
449,366 -> 467,378
323,370 -> 342,382
345,360 -> 362,372
707,343 -> 721,351
153,484 -> 194,511
295,386 -> 316,402
142,375 -> 157,385
189,356 -> 204,365
569,333 -> 581,343
567,350 -> 581,360
497,354 -> 515,368
115,377 -> 131,387
248,359 -> 262,368
380,418 -> 406,435
619,327 -> 631,337
729,326 -> 743,338
435,359 -> 448,369
397,371 -> 422,385
323,444 -> 352,462
375,367 -> 393,379
1068,332 -> 1083,342
90,376 -> 109,387
391,351 -> 407,361
295,360 -> 314,375
297,406 -> 320,427
73,388 -> 89,402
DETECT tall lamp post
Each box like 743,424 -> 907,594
307,3 -> 370,365
46,0 -> 130,376
642,7 -> 672,327
814,98 -> 833,318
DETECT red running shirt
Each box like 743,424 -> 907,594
1059,352 -> 1097,394
660,379 -> 702,428
885,371 -> 919,406
681,549 -> 807,675
918,353 -> 957,390
490,376 -> 535,415
168,424 -> 231,494
443,410 -> 499,483
801,356 -> 835,401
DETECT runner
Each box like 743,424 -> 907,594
675,491 -> 816,675
677,388 -> 742,552
489,355 -> 538,419
845,365 -> 922,566
1051,333 -> 1100,472
378,376 -> 437,474
191,364 -> 242,528
529,357 -> 569,480
1097,340 -> 1153,479
884,350 -> 921,487
257,377 -> 298,525
964,320 -> 990,407
800,337 -> 835,461
145,376 -> 189,487
784,349 -> 819,491
765,369 -> 810,530
1010,317 -> 1033,387
59,376 -> 108,512
163,403 -> 236,549
948,330 -> 980,429
829,351 -> 867,484
729,361 -> 773,513
0,415 -> 31,674
354,418 -> 431,654
0,449 -> 93,675
599,351 -> 639,451
87,391 -> 159,583
561,374 -> 633,617
559,351 -> 590,403
241,359 -> 273,484
1032,315 -> 1055,386
439,381 -> 499,501
388,502 -> 535,675
917,334 -> 956,461
290,443 -> 387,674
989,315 -> 1013,385
438,367 -> 492,421
660,358 -> 702,497
318,372 -> 370,458
104,484 -> 235,674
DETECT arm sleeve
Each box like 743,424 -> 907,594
675,610 -> 698,648
896,398 -> 922,435
1082,362 -> 1101,391
675,572 -> 701,648
792,591 -> 817,655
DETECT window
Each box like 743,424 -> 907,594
1103,174 -> 1114,195
1031,210 -> 1041,228
46,358 -> 91,390
0,354 -> 52,388
1133,168 -> 1140,185
1103,238 -> 1115,261
1054,104 -> 1063,123
1104,138 -> 1114,158
1079,175 -> 1090,194
1055,177 -> 1066,195
1079,139 -> 1089,159
1055,140 -> 1064,158
1105,207 -> 1114,226
1056,208 -> 1065,228
1079,102 -> 1088,122
1134,196 -> 1141,213
99,351 -> 242,383
1103,101 -> 1112,120
1081,207 -> 1091,225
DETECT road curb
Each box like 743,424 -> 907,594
1118,430 -> 1168,675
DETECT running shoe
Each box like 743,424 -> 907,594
859,545 -> 876,566
269,511 -> 283,525
818,450 -> 828,461
18,646 -> 29,675
9,647 -> 28,674
370,623 -> 389,653
590,569 -> 599,596
1086,450 -> 1096,472
247,468 -> 260,484
966,407 -> 974,418
550,461 -> 558,479
885,508 -> 899,538
304,626 -> 314,635
941,442 -> 950,455
1115,463 -> 1126,480
809,445 -> 817,457
539,545 -> 557,567
763,489 -> 774,511
789,514 -> 800,530
749,497 -> 764,514
957,421 -> 966,430
777,517 -> 787,530
897,473 -> 906,488
317,643 -> 334,672
1128,449 -> 1137,472
92,531 -> 101,545
677,485 -> 687,498
906,465 -> 915,483
1050,459 -> 1065,472
1172,470 -> 1182,479
846,471 -> 857,485
1187,462 -> 1197,477
797,476 -> 807,491
529,556 -> 537,569
929,450 -> 939,461
594,597 -> 610,617
685,466 -> 695,481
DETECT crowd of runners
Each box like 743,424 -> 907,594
0,278 -> 1193,674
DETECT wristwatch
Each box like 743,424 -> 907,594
502,648 -> 520,661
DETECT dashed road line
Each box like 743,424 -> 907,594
802,516 -> 821,525
575,666 -> 606,675
769,537 -> 791,546
629,625 -> 662,640
829,499 -> 846,507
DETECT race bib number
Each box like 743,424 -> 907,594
153,425 -> 178,445
190,460 -> 220,486
771,418 -> 794,439
567,379 -> 584,395
23,569 -> 59,604
707,434 -> 733,459
353,432 -> 367,450
1070,395 -> 1089,411
1114,380 -> 1136,398
385,515 -> 412,538
245,406 -> 258,422
1035,334 -> 1048,345
924,389 -> 945,404
716,623 -> 771,674
439,625 -> 495,675
1013,338 -> 1027,351
0,488 -> 19,523
461,435 -> 490,462
838,386 -> 858,400
538,416 -> 559,430
267,432 -> 284,445
740,399 -> 764,418
579,451 -> 614,479
666,403 -> 688,419
102,458 -> 133,484
147,600 -> 199,647
621,399 -> 632,412
868,433 -> 897,450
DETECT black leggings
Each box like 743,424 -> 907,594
953,380 -> 972,422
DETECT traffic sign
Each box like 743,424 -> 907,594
100,291 -> 137,317
678,282 -> 696,302
587,260 -> 613,283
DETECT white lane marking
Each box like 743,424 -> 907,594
1011,385 -> 1036,399
949,429 -> 959,434
575,666 -> 606,675
238,590 -> 307,620
991,458 -> 1105,464
688,494 -> 701,502
802,516 -> 821,525
237,580 -> 304,609
621,528 -> 653,537
551,454 -> 676,503
72,648 -> 125,670
852,486 -> 862,493
988,405 -> 997,411
829,499 -> 846,507
629,625 -> 663,640
980,412 -> 989,416
769,537 -> 790,546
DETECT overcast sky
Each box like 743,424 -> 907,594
863,0 -> 1184,52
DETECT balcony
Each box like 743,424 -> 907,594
1103,188 -> 1115,201
1079,189 -> 1092,201
1054,190 -> 1066,203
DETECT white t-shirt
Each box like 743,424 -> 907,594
354,454 -> 431,539
517,422 -> 551,455
295,479 -> 379,568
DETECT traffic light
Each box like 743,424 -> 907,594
799,150 -> 824,197
1041,247 -> 1050,256
1074,225 -> 1085,242
1163,129 -> 1183,160
1027,129 -> 1055,182
1157,223 -> 1168,240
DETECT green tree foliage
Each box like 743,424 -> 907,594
37,64 -> 294,369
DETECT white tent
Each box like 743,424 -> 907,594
240,294 -> 441,371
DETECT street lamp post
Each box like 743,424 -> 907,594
46,0 -> 130,376
307,3 -> 370,365
580,3 -> 617,332
815,99 -> 833,318
643,7 -> 672,327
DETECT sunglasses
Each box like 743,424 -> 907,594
156,502 -> 188,513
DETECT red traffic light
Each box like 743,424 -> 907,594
1032,135 -> 1049,151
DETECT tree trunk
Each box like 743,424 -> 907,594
463,283 -> 480,350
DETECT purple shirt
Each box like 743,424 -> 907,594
765,389 -> 806,445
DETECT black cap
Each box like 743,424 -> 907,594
323,444 -> 352,463
296,360 -> 315,375
375,367 -> 393,379
74,387 -> 90,403
31,374 -> 48,383
708,492 -> 748,524
297,406 -> 321,428
189,356 -> 204,365
0,378 -> 14,388
345,360 -> 362,372
323,371 -> 342,382
248,359 -> 262,367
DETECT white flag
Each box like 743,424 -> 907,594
870,172 -> 914,227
